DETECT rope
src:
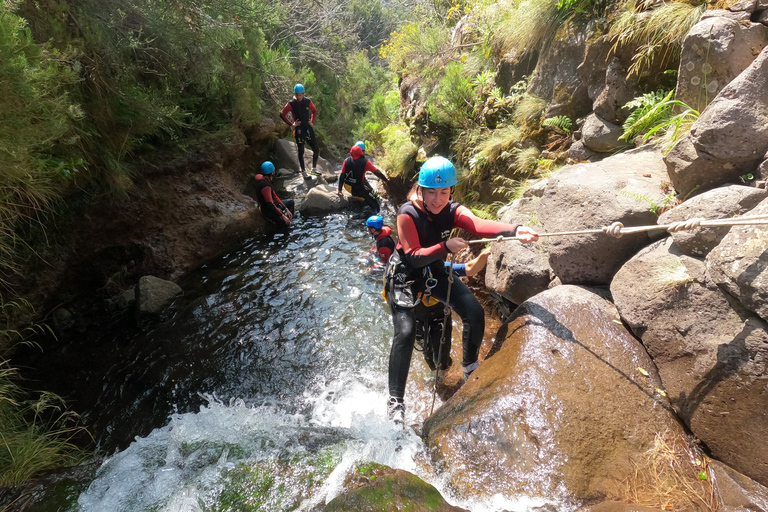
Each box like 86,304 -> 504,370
465,213 -> 768,244
430,251 -> 456,416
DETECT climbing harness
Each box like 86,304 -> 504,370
430,251 -> 456,415
463,213 -> 768,245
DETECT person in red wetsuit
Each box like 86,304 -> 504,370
254,161 -> 294,227
279,84 -> 320,178
337,142 -> 389,213
365,215 -> 395,272
383,156 -> 538,425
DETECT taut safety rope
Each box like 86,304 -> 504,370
464,213 -> 768,244
430,251 -> 456,416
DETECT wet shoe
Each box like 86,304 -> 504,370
462,360 -> 479,381
310,167 -> 321,176
387,397 -> 405,427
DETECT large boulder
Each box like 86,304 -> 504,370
274,138 -> 336,179
539,145 -> 669,285
665,46 -> 768,197
675,17 -> 768,113
422,286 -> 684,504
707,196 -> 768,321
611,237 -> 768,486
657,184 -> 768,257
486,195 -> 553,305
299,185 -> 349,216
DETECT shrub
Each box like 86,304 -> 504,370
426,61 -> 477,128
380,21 -> 449,74
609,0 -> 705,77
378,123 -> 418,179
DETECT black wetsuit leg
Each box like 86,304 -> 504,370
306,126 -> 319,167
351,186 -> 380,213
428,274 -> 484,366
388,304 -> 417,400
296,142 -> 306,173
282,199 -> 295,216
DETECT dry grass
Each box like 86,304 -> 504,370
619,431 -> 717,511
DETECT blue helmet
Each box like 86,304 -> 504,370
418,156 -> 458,188
366,215 -> 384,229
355,141 -> 366,151
294,83 -> 305,94
261,161 -> 275,175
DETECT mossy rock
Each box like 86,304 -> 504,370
322,463 -> 469,512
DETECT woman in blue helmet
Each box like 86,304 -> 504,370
279,84 -> 320,178
365,215 -> 396,272
254,161 -> 294,226
384,156 -> 538,423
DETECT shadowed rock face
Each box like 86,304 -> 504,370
422,285 -> 683,505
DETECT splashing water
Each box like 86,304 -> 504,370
28,212 -> 562,511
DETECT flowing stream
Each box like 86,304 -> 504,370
20,211 -> 557,512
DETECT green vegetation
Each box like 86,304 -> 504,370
0,300 -> 89,486
609,1 -> 705,77
621,91 -> 700,150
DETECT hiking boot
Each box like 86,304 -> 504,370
437,356 -> 453,372
462,360 -> 479,381
310,167 -> 321,176
387,397 -> 405,427
300,170 -> 310,179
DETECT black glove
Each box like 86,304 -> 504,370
496,227 -> 518,238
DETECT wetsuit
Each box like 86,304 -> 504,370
338,145 -> 388,213
416,263 -> 466,371
280,96 -> 319,174
254,174 -> 295,225
367,225 -> 396,273
385,198 -> 518,401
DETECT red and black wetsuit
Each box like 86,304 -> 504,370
375,226 -> 396,264
254,174 -> 295,225
386,196 -> 518,401
280,96 -> 319,173
338,145 -> 388,212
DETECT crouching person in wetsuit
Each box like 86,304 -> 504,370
365,215 -> 395,273
254,161 -> 294,227
337,142 -> 389,213
416,247 -> 492,372
384,156 -> 537,425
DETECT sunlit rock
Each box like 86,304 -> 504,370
665,46 -> 768,197
612,237 -> 768,486
538,145 -> 668,285
657,184 -> 768,257
422,285 -> 683,504
299,184 -> 349,216
707,196 -> 768,321
274,138 -> 335,178
675,17 -> 768,114
486,195 -> 552,305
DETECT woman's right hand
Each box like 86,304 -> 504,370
446,237 -> 467,253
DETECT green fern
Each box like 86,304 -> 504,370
542,115 -> 572,133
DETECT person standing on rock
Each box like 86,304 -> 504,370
384,156 -> 538,425
337,142 -> 390,213
254,161 -> 294,227
279,83 -> 320,179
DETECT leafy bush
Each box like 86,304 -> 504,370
378,123 -> 418,179
0,10 -> 83,275
621,90 -> 699,150
426,61 -> 477,128
380,21 -> 449,74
